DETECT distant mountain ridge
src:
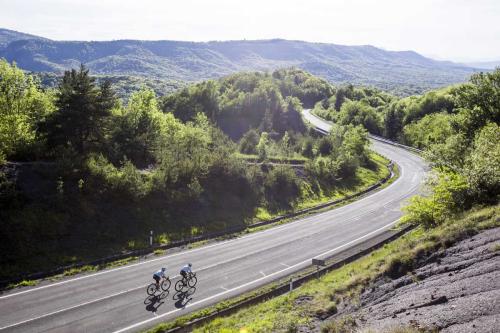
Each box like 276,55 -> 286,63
463,60 -> 500,70
0,28 -> 47,48
0,28 -> 480,95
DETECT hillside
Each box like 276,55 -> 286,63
0,28 -> 479,95
0,28 -> 47,48
327,226 -> 500,332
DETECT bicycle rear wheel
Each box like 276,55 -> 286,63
174,280 -> 184,292
161,278 -> 171,291
146,283 -> 157,296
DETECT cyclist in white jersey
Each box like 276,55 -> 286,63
153,267 -> 167,289
180,263 -> 192,284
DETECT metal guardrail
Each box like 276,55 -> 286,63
154,120 -> 420,332
0,160 -> 395,289
0,116 -> 405,288
164,225 -> 414,333
369,134 -> 423,154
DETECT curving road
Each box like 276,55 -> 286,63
0,110 -> 427,333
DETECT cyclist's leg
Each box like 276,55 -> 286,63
153,275 -> 160,288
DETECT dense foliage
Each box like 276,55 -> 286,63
312,85 -> 394,135
310,69 -> 499,228
37,72 -> 183,101
399,70 -> 500,227
0,60 -> 54,161
161,68 -> 331,139
0,62 -> 373,280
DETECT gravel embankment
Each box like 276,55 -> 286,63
324,227 -> 500,332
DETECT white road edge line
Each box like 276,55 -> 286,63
0,151 -> 408,301
0,273 -> 177,331
0,285 -> 145,331
0,196 -> 415,330
111,218 -> 401,333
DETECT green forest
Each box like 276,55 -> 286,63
1,57 -> 498,282
181,69 -> 500,333
312,69 -> 499,226
0,62 -> 386,281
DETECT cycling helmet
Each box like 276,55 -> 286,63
188,263 -> 192,267
161,267 -> 166,271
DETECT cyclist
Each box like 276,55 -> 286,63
153,267 -> 167,289
180,263 -> 193,285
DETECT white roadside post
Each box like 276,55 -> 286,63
289,278 -> 294,292
150,230 -> 153,247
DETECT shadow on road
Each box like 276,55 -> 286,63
144,291 -> 169,314
173,287 -> 196,309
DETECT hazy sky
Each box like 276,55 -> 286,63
1,0 -> 499,62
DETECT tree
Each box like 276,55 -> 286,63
264,166 -> 301,210
256,132 -> 270,160
451,69 -> 500,139
383,103 -> 404,140
0,60 -> 54,159
111,88 -> 165,167
334,88 -> 346,111
464,123 -> 500,202
280,131 -> 291,157
46,65 -> 116,155
239,129 -> 260,154
318,136 -> 333,156
403,113 -> 453,149
337,100 -> 382,134
301,138 -> 314,158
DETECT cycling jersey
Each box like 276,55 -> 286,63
180,265 -> 192,274
153,269 -> 166,278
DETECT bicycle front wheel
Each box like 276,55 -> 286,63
146,283 -> 157,296
161,278 -> 171,291
188,275 -> 197,287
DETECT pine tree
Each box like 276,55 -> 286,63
46,65 -> 116,155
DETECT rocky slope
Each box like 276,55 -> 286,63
322,227 -> 500,332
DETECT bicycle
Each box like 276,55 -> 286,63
147,276 -> 171,296
175,272 -> 197,291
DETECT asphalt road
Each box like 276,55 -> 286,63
0,110 -> 427,333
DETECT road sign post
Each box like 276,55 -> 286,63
312,258 -> 326,279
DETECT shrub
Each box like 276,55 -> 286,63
257,132 -> 270,160
239,129 -> 260,154
464,122 -> 500,203
264,167 -> 301,211
402,172 -> 469,228
318,136 -> 333,156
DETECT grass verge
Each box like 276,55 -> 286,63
144,204 -> 499,333
3,256 -> 140,291
256,152 -> 391,221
